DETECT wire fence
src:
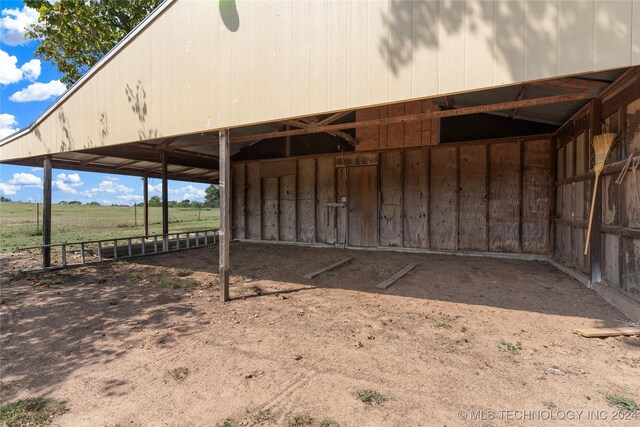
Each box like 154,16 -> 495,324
0,202 -> 220,252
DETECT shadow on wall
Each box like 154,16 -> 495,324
57,109 -> 76,152
381,0 -> 626,82
220,0 -> 239,32
125,81 -> 158,141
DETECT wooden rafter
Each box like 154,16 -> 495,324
317,111 -> 352,126
48,157 -> 214,183
165,139 -> 217,151
445,96 -> 455,109
115,159 -> 142,169
78,155 -> 108,166
285,117 -> 357,146
532,77 -> 608,91
231,91 -> 592,144
510,85 -> 528,118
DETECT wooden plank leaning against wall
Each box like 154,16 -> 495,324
231,133 -> 553,256
554,69 -> 640,302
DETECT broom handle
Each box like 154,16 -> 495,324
584,171 -> 601,255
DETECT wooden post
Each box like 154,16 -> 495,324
285,125 -> 291,157
42,156 -> 52,268
219,128 -> 231,302
143,175 -> 149,237
589,99 -> 603,285
161,152 -> 169,250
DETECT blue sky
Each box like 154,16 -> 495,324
0,0 -> 209,204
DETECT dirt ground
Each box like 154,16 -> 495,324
1,242 -> 638,426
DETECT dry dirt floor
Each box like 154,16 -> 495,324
1,242 -> 639,426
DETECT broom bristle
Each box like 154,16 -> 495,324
592,133 -> 617,155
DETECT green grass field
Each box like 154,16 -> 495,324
0,202 -> 220,252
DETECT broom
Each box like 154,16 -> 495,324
584,133 -> 617,255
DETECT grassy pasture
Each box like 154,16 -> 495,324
0,202 -> 219,252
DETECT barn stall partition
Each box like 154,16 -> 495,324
554,69 -> 640,309
230,118 -> 553,256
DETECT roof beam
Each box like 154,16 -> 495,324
78,144 -> 216,170
532,77 -> 608,91
317,111 -> 352,126
115,159 -> 143,169
47,157 -> 214,184
78,155 -> 108,166
231,91 -> 592,144
165,138 -> 217,151
285,118 -> 357,146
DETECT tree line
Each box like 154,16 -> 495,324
1,186 -> 220,207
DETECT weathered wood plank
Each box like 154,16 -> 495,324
380,151 -> 403,247
232,162 -> 246,239
404,101 -> 422,148
316,156 -> 336,244
261,158 -> 296,178
459,145 -> 487,251
376,263 -> 418,290
279,174 -> 297,241
297,158 -> 316,243
430,147 -> 457,250
355,107 -> 379,151
489,142 -> 521,252
602,175 -> 619,225
262,177 -> 279,240
246,162 -> 262,239
574,326 -> 640,337
336,164 -> 348,246
603,233 -> 620,286
403,148 -> 429,248
303,257 -> 352,279
522,140 -> 551,254
386,103 -> 405,149
347,165 -> 378,247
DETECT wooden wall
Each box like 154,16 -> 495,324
232,135 -> 552,255
554,69 -> 640,302
355,100 -> 439,151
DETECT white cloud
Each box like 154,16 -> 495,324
0,171 -> 43,196
9,172 -> 41,187
117,194 -> 143,202
148,183 -> 162,192
0,6 -> 39,46
0,182 -> 19,196
81,180 -> 134,198
0,49 -> 22,84
53,172 -> 83,194
20,59 -> 40,81
9,79 -> 66,102
0,113 -> 18,138
0,50 -> 41,85
169,185 -> 206,200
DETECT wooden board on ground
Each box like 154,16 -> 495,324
573,327 -> 640,337
303,257 -> 352,279
376,263 -> 418,290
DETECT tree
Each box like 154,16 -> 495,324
204,185 -> 220,208
148,195 -> 161,207
25,0 -> 163,85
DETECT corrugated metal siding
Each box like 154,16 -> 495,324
2,0 -> 640,161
